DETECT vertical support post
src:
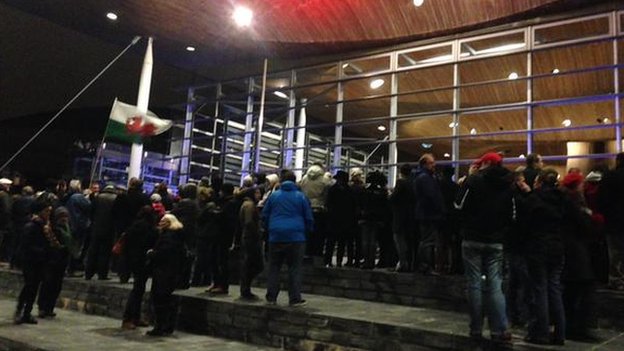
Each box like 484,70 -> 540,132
241,78 -> 255,183
614,12 -> 622,153
527,28 -> 534,155
452,62 -> 460,180
388,53 -> 398,188
179,87 -> 194,185
333,81 -> 344,172
219,115 -> 229,180
294,99 -> 307,180
254,58 -> 269,173
209,83 -> 222,174
284,70 -> 296,168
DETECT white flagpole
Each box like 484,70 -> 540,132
128,37 -> 154,181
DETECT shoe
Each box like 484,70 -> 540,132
289,299 -> 307,307
19,315 -> 38,324
121,320 -> 136,330
13,310 -> 22,324
209,286 -> 228,295
239,293 -> 260,301
134,319 -> 150,327
490,332 -> 512,343
146,329 -> 166,336
38,311 -> 56,318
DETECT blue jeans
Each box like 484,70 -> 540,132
462,240 -> 508,336
527,254 -> 565,341
266,242 -> 306,304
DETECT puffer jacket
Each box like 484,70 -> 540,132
299,165 -> 330,210
262,181 -> 314,243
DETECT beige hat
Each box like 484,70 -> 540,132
0,178 -> 12,185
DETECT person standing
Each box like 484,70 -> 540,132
390,164 -> 415,272
262,170 -> 314,306
14,199 -> 52,324
454,152 -> 513,342
413,154 -> 445,275
359,171 -> 389,270
65,179 -> 91,277
299,164 -> 330,264
324,171 -> 357,267
598,153 -> 624,290
10,186 -> 35,269
349,168 -> 366,267
523,154 -> 543,190
239,187 -> 263,300
146,214 -> 185,336
85,184 -> 117,280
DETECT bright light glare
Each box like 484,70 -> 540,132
603,117 -> 611,124
106,12 -> 118,21
552,68 -> 560,74
233,6 -> 253,27
186,46 -> 196,52
444,153 -> 451,158
470,128 -> 477,135
370,78 -> 385,89
448,122 -> 458,128
519,154 -> 526,159
477,43 -> 525,55
377,125 -> 387,132
562,119 -> 572,127
413,0 -> 425,7
273,91 -> 288,99
421,143 -> 433,149
508,72 -> 519,80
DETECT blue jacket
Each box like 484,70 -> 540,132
261,181 -> 314,243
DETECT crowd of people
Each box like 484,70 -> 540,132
0,150 -> 622,344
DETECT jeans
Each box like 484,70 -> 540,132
266,242 -> 305,303
507,252 -> 531,326
462,240 -> 508,336
527,254 -> 565,342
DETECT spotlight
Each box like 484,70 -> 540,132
342,63 -> 349,69
377,125 -> 387,132
448,122 -> 458,128
370,78 -> 385,89
106,12 -> 118,21
413,0 -> 425,6
508,72 -> 519,80
186,46 -> 196,52
470,128 -> 477,135
519,154 -> 526,159
552,68 -> 560,74
233,6 -> 253,27
273,91 -> 288,99
444,153 -> 450,158
562,119 -> 572,127
603,117 -> 611,124
421,143 -> 433,149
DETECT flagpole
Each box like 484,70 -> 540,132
88,117 -> 112,186
253,58 -> 269,173
128,37 -> 153,182
0,36 -> 142,174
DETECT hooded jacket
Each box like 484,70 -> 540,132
262,181 -> 314,243
454,165 -> 513,243
299,165 -> 330,210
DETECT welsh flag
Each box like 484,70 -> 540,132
105,98 -> 172,144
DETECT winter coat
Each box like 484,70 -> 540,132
326,182 -> 357,232
18,217 -> 49,265
65,192 -> 91,232
389,177 -> 415,233
299,165 -> 330,210
172,198 -> 199,249
219,195 -> 240,246
240,197 -> 260,244
91,188 -> 117,239
360,184 -> 389,224
454,165 -> 513,244
413,168 -> 445,221
262,181 -> 314,243
523,166 -> 540,190
525,186 -> 567,258
598,166 -> 624,233
11,195 -> 34,229
561,190 -> 595,282
124,218 -> 159,273
0,190 -> 12,232
149,229 -> 185,294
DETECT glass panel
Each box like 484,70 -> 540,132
460,109 -> 527,135
265,71 -> 292,89
397,138 -> 452,164
398,44 -> 453,68
532,41 -> 612,75
343,97 -> 391,121
398,115 -> 454,139
460,31 -> 525,59
458,133 -> 527,160
460,53 -> 526,83
342,55 -> 391,76
343,74 -> 392,100
621,13 -> 624,33
533,100 -> 615,129
296,64 -> 338,86
221,79 -> 249,97
533,128 -> 615,157
534,16 -> 610,46
398,65 -> 453,92
461,80 -> 527,108
398,89 -> 454,115
533,71 -> 613,101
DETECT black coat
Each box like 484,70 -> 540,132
124,218 -> 158,273
327,182 -> 357,231
561,190 -> 595,282
413,168 -> 445,221
360,185 -> 389,223
389,177 -> 415,233
525,187 -> 567,258
598,166 -> 624,233
18,217 -> 49,265
172,199 -> 199,249
91,189 -> 117,239
149,229 -> 185,294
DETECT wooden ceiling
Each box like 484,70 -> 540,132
3,0 -> 602,69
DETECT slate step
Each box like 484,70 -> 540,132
1,268 -> 622,351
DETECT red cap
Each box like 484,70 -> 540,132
479,152 -> 503,165
561,172 -> 584,189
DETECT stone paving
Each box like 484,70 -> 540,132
0,298 -> 274,351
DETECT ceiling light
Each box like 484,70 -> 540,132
273,91 -> 288,99
477,43 -> 525,55
419,54 -> 453,64
448,122 -> 458,128
106,12 -> 118,21
603,117 -> 611,124
519,154 -> 526,159
444,153 -> 451,158
233,6 -> 253,27
377,125 -> 387,132
562,119 -> 572,127
421,143 -> 433,149
508,72 -> 519,80
370,78 -> 385,89
342,63 -> 349,69
186,46 -> 196,52
470,128 -> 477,135
413,0 -> 425,7
552,68 -> 560,74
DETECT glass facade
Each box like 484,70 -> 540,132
179,9 -> 623,186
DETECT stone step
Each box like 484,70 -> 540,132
1,268 -> 622,351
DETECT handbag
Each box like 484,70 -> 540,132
112,233 -> 127,256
